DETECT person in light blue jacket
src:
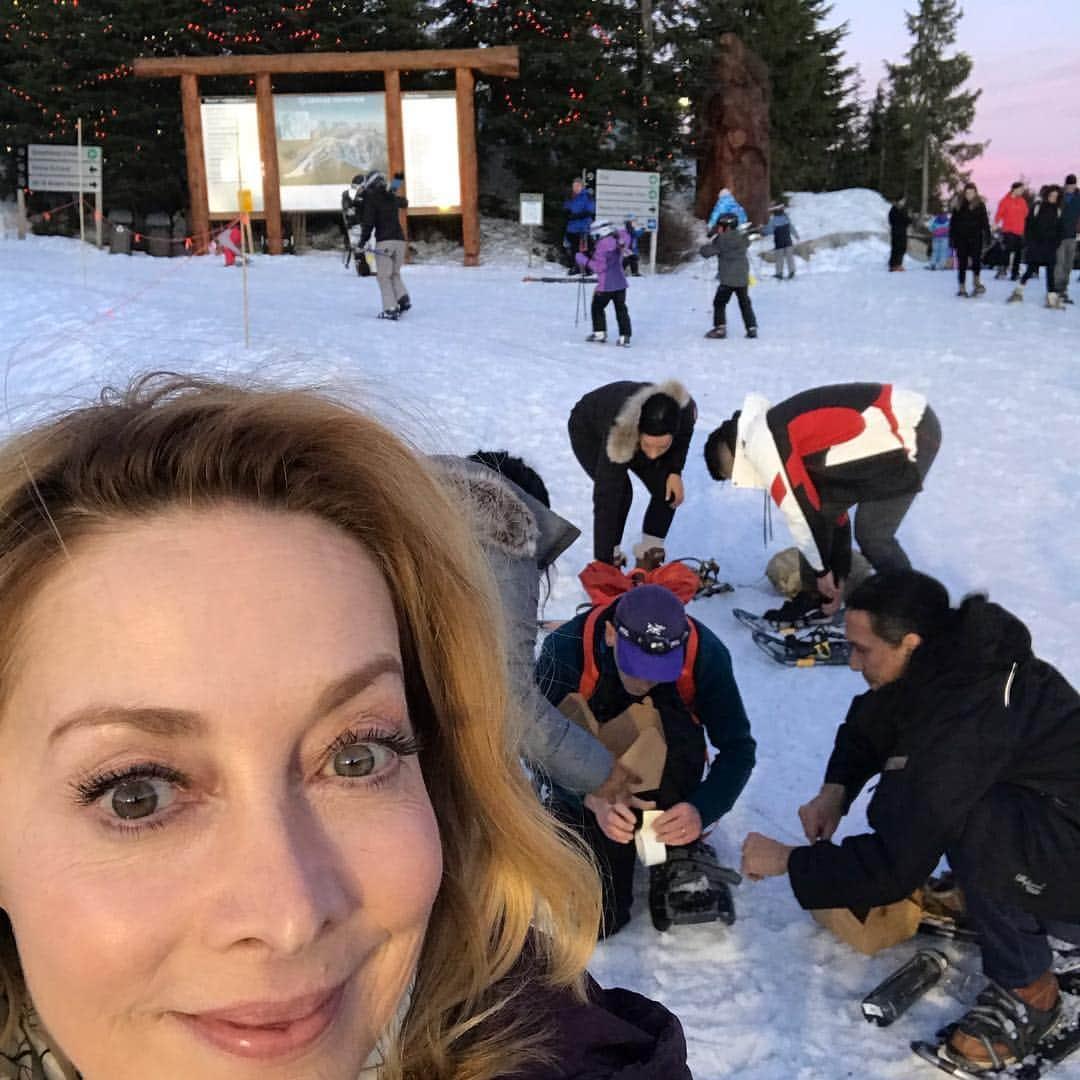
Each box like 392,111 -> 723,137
707,187 -> 748,232
926,209 -> 951,270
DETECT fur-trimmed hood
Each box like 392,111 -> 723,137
605,379 -> 693,465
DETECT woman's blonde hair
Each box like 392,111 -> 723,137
0,375 -> 600,1078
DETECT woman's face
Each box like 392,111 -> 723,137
0,508 -> 442,1079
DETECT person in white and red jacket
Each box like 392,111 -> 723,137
704,382 -> 941,616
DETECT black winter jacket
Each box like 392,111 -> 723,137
569,381 -> 697,563
359,187 -> 408,245
788,597 -> 1080,919
1024,200 -> 1064,265
948,199 -> 991,252
889,205 -> 911,236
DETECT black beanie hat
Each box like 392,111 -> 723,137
639,393 -> 680,436
1067,174 -> 1077,185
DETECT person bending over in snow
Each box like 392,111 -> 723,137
741,570 -> 1080,1076
949,183 -> 991,297
763,203 -> 800,279
703,383 -> 940,621
568,380 -> 697,567
578,220 -> 632,346
538,584 -> 755,937
699,213 -> 758,339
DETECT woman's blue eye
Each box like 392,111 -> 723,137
331,741 -> 395,778
110,777 -> 176,820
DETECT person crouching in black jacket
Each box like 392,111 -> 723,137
949,183 -> 991,297
742,570 -> 1080,1075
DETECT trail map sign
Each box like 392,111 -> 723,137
593,168 -> 661,273
27,145 -> 103,193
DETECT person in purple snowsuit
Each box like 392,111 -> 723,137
577,220 -> 633,346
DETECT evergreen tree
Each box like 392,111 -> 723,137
886,0 -> 984,213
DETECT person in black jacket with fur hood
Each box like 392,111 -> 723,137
568,380 -> 697,566
742,570 -> 1080,1075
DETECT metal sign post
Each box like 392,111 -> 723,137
519,192 -> 544,268
593,168 -> 661,274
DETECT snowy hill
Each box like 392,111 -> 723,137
2,193 -> 1078,1078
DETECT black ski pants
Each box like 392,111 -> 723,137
1021,261 -> 1054,294
568,411 -> 676,561
955,243 -> 982,286
889,232 -> 907,269
713,284 -> 756,331
592,289 -> 632,337
1003,232 -> 1024,279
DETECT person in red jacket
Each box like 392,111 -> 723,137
994,181 -> 1029,281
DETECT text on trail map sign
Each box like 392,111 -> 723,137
27,145 -> 103,193
519,193 -> 544,226
592,168 -> 660,230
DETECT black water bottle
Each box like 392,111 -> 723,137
861,949 -> 949,1027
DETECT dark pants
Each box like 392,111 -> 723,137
592,289 -> 632,337
1021,261 -> 1054,294
623,253 -> 641,276
568,411 -> 675,561
713,284 -> 756,330
564,231 -> 590,270
889,233 -> 906,268
948,786 -> 1080,988
1003,232 -> 1024,279
956,244 -> 982,285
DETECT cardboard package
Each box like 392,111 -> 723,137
558,692 -> 666,792
811,896 -> 923,956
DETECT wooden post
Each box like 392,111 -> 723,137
180,73 -> 210,255
16,189 -> 27,240
455,67 -> 479,267
384,69 -> 408,244
255,73 -> 283,255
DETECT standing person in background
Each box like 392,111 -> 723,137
568,380 -> 697,567
622,216 -> 645,277
1011,186 -> 1065,308
707,186 -> 748,232
359,169 -> 410,320
888,195 -> 911,271
563,177 -> 595,274
949,183 -> 991,297
926,206 -> 951,270
699,213 -> 758,339
763,203 -> 800,279
994,181 -> 1030,280
578,221 -> 632,347
1055,173 -> 1079,304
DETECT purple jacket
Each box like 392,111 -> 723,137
578,232 -> 629,292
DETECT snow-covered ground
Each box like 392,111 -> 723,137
2,192 -> 1078,1078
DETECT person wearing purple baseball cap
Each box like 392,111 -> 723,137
537,584 -> 756,936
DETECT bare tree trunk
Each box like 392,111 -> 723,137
640,0 -> 654,93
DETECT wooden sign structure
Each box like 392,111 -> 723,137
133,47 -> 520,264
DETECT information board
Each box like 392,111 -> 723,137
402,92 -> 460,209
202,99 -> 262,213
593,168 -> 660,230
519,193 -> 544,226
27,144 -> 103,193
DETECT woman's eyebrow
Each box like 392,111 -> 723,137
47,654 -> 406,744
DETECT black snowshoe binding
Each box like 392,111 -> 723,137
761,591 -> 839,631
648,840 -> 741,932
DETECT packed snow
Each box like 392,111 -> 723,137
1,189 -> 1078,1078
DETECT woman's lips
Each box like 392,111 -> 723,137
175,982 -> 347,1060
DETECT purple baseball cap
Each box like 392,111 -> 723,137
612,585 -> 690,683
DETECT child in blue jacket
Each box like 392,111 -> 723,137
622,217 -> 646,276
927,210 -> 951,270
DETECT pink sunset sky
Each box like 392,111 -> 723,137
827,0 -> 1080,200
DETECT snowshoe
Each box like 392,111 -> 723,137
586,331 -> 607,343
648,840 -> 741,931
973,280 -> 986,296
733,593 -> 842,634
678,557 -> 735,599
378,308 -> 400,320
912,972 -> 1080,1078
746,326 -> 758,339
616,334 -> 631,347
752,627 -> 853,667
704,326 -> 727,339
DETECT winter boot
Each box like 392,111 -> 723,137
616,335 -> 631,347
378,307 -> 400,320
957,286 -> 969,298
585,330 -> 607,343
994,267 -> 1007,280
1046,292 -> 1063,309
746,326 -> 758,339
1063,293 -> 1075,305
973,277 -> 986,296
396,294 -> 411,314
704,325 -> 726,339
762,591 -> 836,630
1007,286 -> 1024,304
787,271 -> 796,279
632,536 -> 666,571
774,272 -> 783,280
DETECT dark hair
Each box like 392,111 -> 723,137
1011,180 -> 1024,190
1066,174 -> 1076,185
639,393 -> 680,437
703,414 -> 739,482
847,571 -> 952,645
468,450 -> 551,509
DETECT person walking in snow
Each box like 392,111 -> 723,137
358,169 -> 410,320
568,380 -> 697,567
1012,186 -> 1065,307
741,569 -> 1080,1077
578,221 -> 632,346
703,383 -> 941,620
994,180 -> 1030,281
925,207 -> 951,270
763,203 -> 800,279
706,186 -> 748,232
949,183 -> 991,297
562,177 -> 595,273
538,583 -> 755,938
622,216 -> 645,277
1054,173 -> 1078,304
699,213 -> 758,339
888,195 -> 911,271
